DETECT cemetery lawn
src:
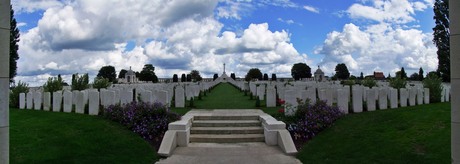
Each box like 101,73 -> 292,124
10,109 -> 157,163
172,82 -> 280,115
297,102 -> 451,164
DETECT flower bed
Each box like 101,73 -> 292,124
274,99 -> 344,149
100,102 -> 180,149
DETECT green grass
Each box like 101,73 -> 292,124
296,102 -> 451,164
171,83 -> 281,115
10,109 -> 157,163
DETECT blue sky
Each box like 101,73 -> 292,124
11,0 -> 437,86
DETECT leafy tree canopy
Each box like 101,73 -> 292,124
291,63 -> 311,80
245,68 -> 263,81
97,65 -> 117,82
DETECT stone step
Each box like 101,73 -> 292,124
190,126 -> 264,134
193,115 -> 260,120
190,134 -> 265,143
192,120 -> 261,127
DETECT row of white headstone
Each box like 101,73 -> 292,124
232,80 -> 451,116
17,81 -> 220,114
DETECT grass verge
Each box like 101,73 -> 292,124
296,102 -> 451,163
10,109 -> 157,163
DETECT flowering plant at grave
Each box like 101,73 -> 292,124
100,101 -> 180,148
278,108 -> 285,113
276,98 -> 286,105
285,99 -> 344,149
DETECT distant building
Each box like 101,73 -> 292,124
118,67 -> 139,83
314,66 -> 325,82
373,72 -> 385,80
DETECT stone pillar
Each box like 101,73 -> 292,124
43,92 -> 51,111
451,0 -> 460,162
19,93 -> 25,109
352,86 -> 363,113
0,0 -> 10,162
52,91 -> 62,112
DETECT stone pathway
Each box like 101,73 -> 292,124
157,109 -> 301,164
156,142 -> 301,164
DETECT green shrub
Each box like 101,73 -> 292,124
362,77 -> 378,88
423,73 -> 443,103
92,77 -> 111,91
72,73 -> 89,91
389,76 -> 407,90
342,80 -> 355,86
9,81 -> 29,108
43,76 -> 64,93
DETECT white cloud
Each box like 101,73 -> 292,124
303,5 -> 319,13
17,22 -> 27,27
12,0 -> 63,13
316,23 -> 437,76
347,0 -> 431,24
15,0 -> 310,86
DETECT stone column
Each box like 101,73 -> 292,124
0,0 -> 10,163
451,0 -> 460,162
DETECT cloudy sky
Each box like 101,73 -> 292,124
12,0 -> 437,86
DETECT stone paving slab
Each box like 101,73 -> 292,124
156,142 -> 301,164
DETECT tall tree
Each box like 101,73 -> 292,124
190,70 -> 202,81
400,67 -> 407,79
186,74 -> 192,82
10,5 -> 20,83
291,63 -> 311,80
419,67 -> 424,81
230,73 -> 236,80
263,73 -> 269,81
213,74 -> 218,81
97,65 -> 117,82
138,64 -> 158,83
245,68 -> 263,81
271,74 -> 277,81
172,74 -> 178,82
433,0 -> 450,82
181,74 -> 186,82
360,72 -> 364,79
334,63 -> 350,80
118,69 -> 127,78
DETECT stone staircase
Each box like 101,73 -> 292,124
190,115 -> 265,143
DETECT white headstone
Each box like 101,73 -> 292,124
366,89 -> 376,111
389,88 -> 398,109
88,91 -> 99,115
72,90 -> 79,105
140,90 -> 153,103
440,87 -> 446,102
408,88 -> 416,106
378,89 -> 388,110
43,92 -> 51,111
424,88 -> 430,104
75,91 -> 85,114
325,88 -> 334,106
284,90 -> 298,116
53,91 -> 62,112
26,91 -> 33,109
445,87 -> 450,102
157,90 -> 169,107
63,91 -> 73,113
105,91 -> 115,106
266,88 -> 276,107
19,93 -> 25,109
400,88 -> 408,107
417,88 -> 424,105
121,89 -> 133,105
352,86 -> 363,113
257,85 -> 265,100
175,86 -> 185,108
337,89 -> 349,114
306,88 -> 316,104
34,92 -> 42,110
